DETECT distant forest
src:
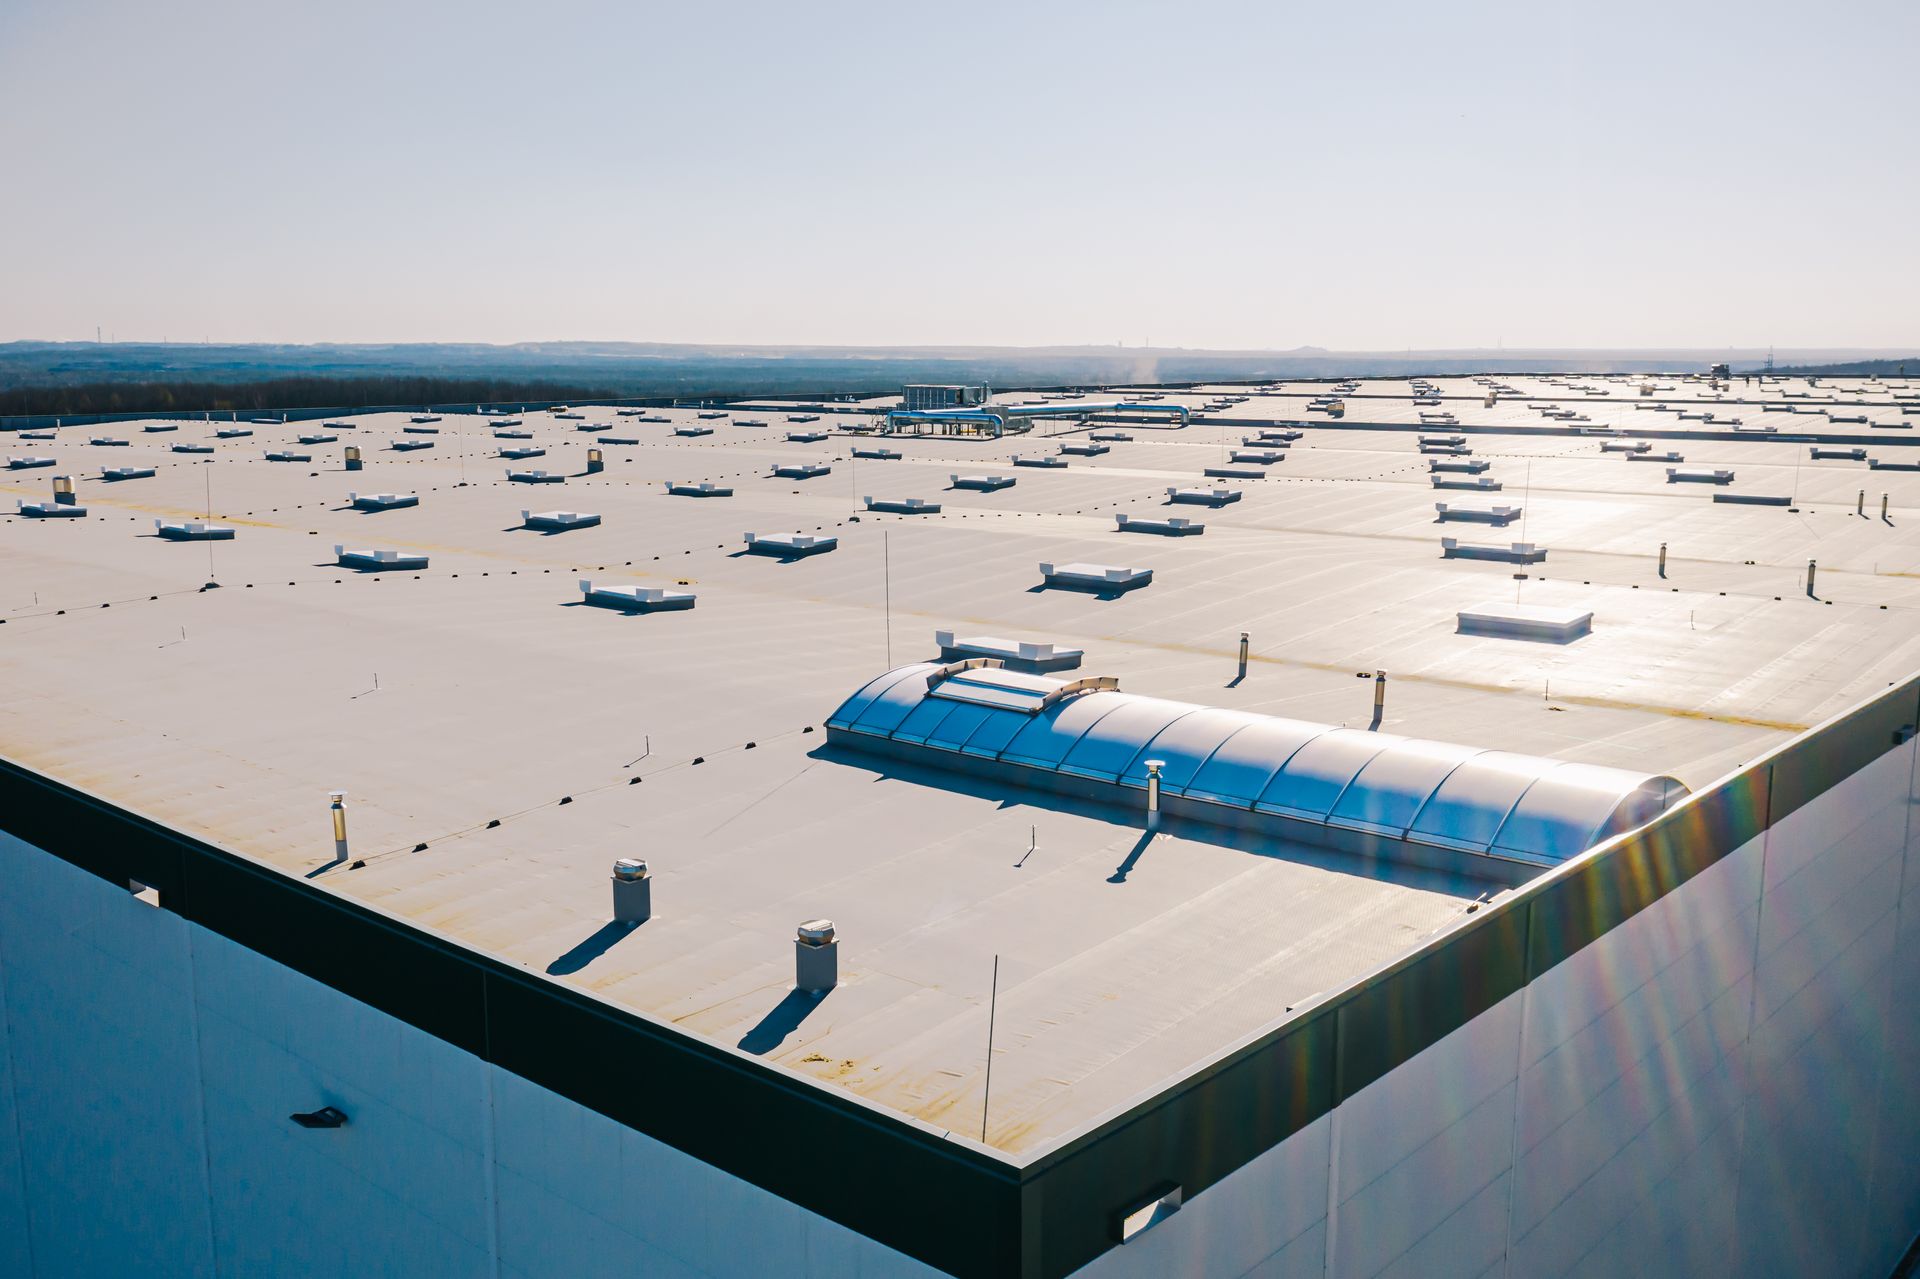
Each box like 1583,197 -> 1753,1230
0,377 -> 624,418
1761,358 -> 1916,378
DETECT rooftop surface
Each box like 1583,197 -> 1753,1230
6,371 -> 1920,1157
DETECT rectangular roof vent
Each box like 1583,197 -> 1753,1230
1435,503 -> 1521,525
773,462 -> 832,479
101,466 -> 155,481
334,545 -> 428,571
578,580 -> 695,612
951,474 -> 1015,491
1457,602 -> 1592,643
1441,538 -> 1546,563
745,532 -> 838,557
1116,514 -> 1204,537
934,631 -> 1083,673
667,480 -> 732,497
1167,487 -> 1239,506
863,496 -> 941,514
522,510 -> 600,531
156,519 -> 234,540
507,470 -> 565,484
16,500 -> 86,518
1040,562 -> 1153,592
348,492 -> 419,511
1667,467 -> 1734,484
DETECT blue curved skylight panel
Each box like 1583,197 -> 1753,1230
1489,762 -> 1673,863
920,700 -> 1000,751
1406,751 -> 1561,852
1255,730 -> 1405,822
955,707 -> 1030,758
1057,698 -> 1197,782
1183,718 -> 1329,808
1000,694 -> 1127,770
854,667 -> 949,736
828,664 -> 932,732
1119,707 -> 1268,790
891,694 -> 966,746
1328,738 -> 1485,836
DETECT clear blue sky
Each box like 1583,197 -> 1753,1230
2,0 -> 1914,350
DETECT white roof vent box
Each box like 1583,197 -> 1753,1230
1457,602 -> 1592,644
335,545 -> 428,571
348,492 -> 419,512
578,580 -> 695,613
863,496 -> 941,515
950,474 -> 1015,491
745,532 -> 838,558
1167,487 -> 1239,506
1667,467 -> 1735,485
667,480 -> 733,497
1435,503 -> 1521,525
1116,514 -> 1204,537
521,510 -> 600,532
155,519 -> 234,541
935,631 -> 1084,673
1039,562 -> 1153,593
1440,538 -> 1546,564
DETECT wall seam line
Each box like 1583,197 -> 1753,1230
0,871 -> 39,1279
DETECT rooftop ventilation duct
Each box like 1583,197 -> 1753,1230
826,662 -> 1685,883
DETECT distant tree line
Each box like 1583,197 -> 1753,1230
1762,358 -> 1915,378
0,376 -> 626,418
